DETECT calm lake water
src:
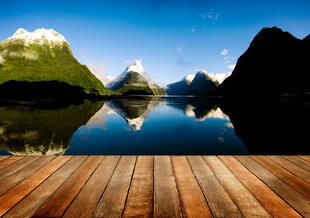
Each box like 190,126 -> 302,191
0,96 -> 308,155
0,97 -> 248,155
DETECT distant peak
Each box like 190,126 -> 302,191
125,60 -> 144,74
183,74 -> 195,84
195,69 -> 208,76
8,28 -> 68,46
13,28 -> 28,36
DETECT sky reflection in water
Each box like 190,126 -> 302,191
0,97 -> 248,155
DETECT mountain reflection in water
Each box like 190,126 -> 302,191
0,96 -> 308,155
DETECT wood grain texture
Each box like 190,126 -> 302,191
3,156 -> 86,218
203,156 -> 271,217
0,156 -> 39,181
123,156 -> 153,218
283,155 -> 310,172
0,156 -> 23,171
220,156 -> 301,218
154,156 -> 182,218
0,156 -> 9,162
171,156 -> 213,218
187,156 -> 242,218
0,156 -> 55,196
251,156 -> 310,199
0,156 -> 71,217
33,156 -> 104,217
299,155 -> 310,161
0,155 -> 308,217
93,156 -> 137,218
236,155 -> 310,217
266,155 -> 310,183
63,156 -> 120,218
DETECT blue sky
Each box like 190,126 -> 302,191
1,0 -> 310,84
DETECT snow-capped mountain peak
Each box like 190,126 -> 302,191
183,74 -> 195,84
125,60 -> 144,74
8,28 -> 68,46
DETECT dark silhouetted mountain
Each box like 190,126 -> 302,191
218,27 -> 310,100
166,71 -> 219,95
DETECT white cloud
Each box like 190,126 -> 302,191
208,12 -> 220,20
198,10 -> 220,21
221,49 -> 228,56
191,26 -> 196,32
177,47 -> 182,53
86,62 -> 115,86
227,64 -> 236,70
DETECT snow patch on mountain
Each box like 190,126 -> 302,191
208,72 -> 232,83
7,28 -> 68,46
107,59 -> 159,89
125,60 -> 144,74
184,74 -> 195,84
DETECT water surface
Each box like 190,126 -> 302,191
0,96 -> 308,155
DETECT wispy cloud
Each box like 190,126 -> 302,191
221,49 -> 228,56
198,9 -> 220,22
86,62 -> 115,86
176,47 -> 182,53
176,55 -> 191,67
191,26 -> 196,32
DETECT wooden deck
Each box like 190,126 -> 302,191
0,155 -> 309,217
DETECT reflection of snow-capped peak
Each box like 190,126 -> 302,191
207,107 -> 230,120
8,28 -> 68,46
185,104 -> 195,117
184,105 -> 230,122
86,103 -> 115,128
125,117 -> 144,131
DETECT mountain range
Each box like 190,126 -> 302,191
166,70 -> 219,95
0,27 -> 309,99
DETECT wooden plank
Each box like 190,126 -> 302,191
0,156 -> 23,171
299,155 -> 310,162
236,156 -> 310,217
203,156 -> 271,217
63,156 -> 120,218
93,156 -> 137,218
154,156 -> 182,218
3,156 -> 87,218
283,156 -> 310,172
0,156 -> 71,217
33,156 -> 104,217
219,156 -> 301,218
251,156 -> 310,199
171,156 -> 213,217
0,156 -> 55,196
0,156 -> 9,162
0,156 -> 40,181
187,156 -> 242,218
123,156 -> 153,218
267,156 -> 310,183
